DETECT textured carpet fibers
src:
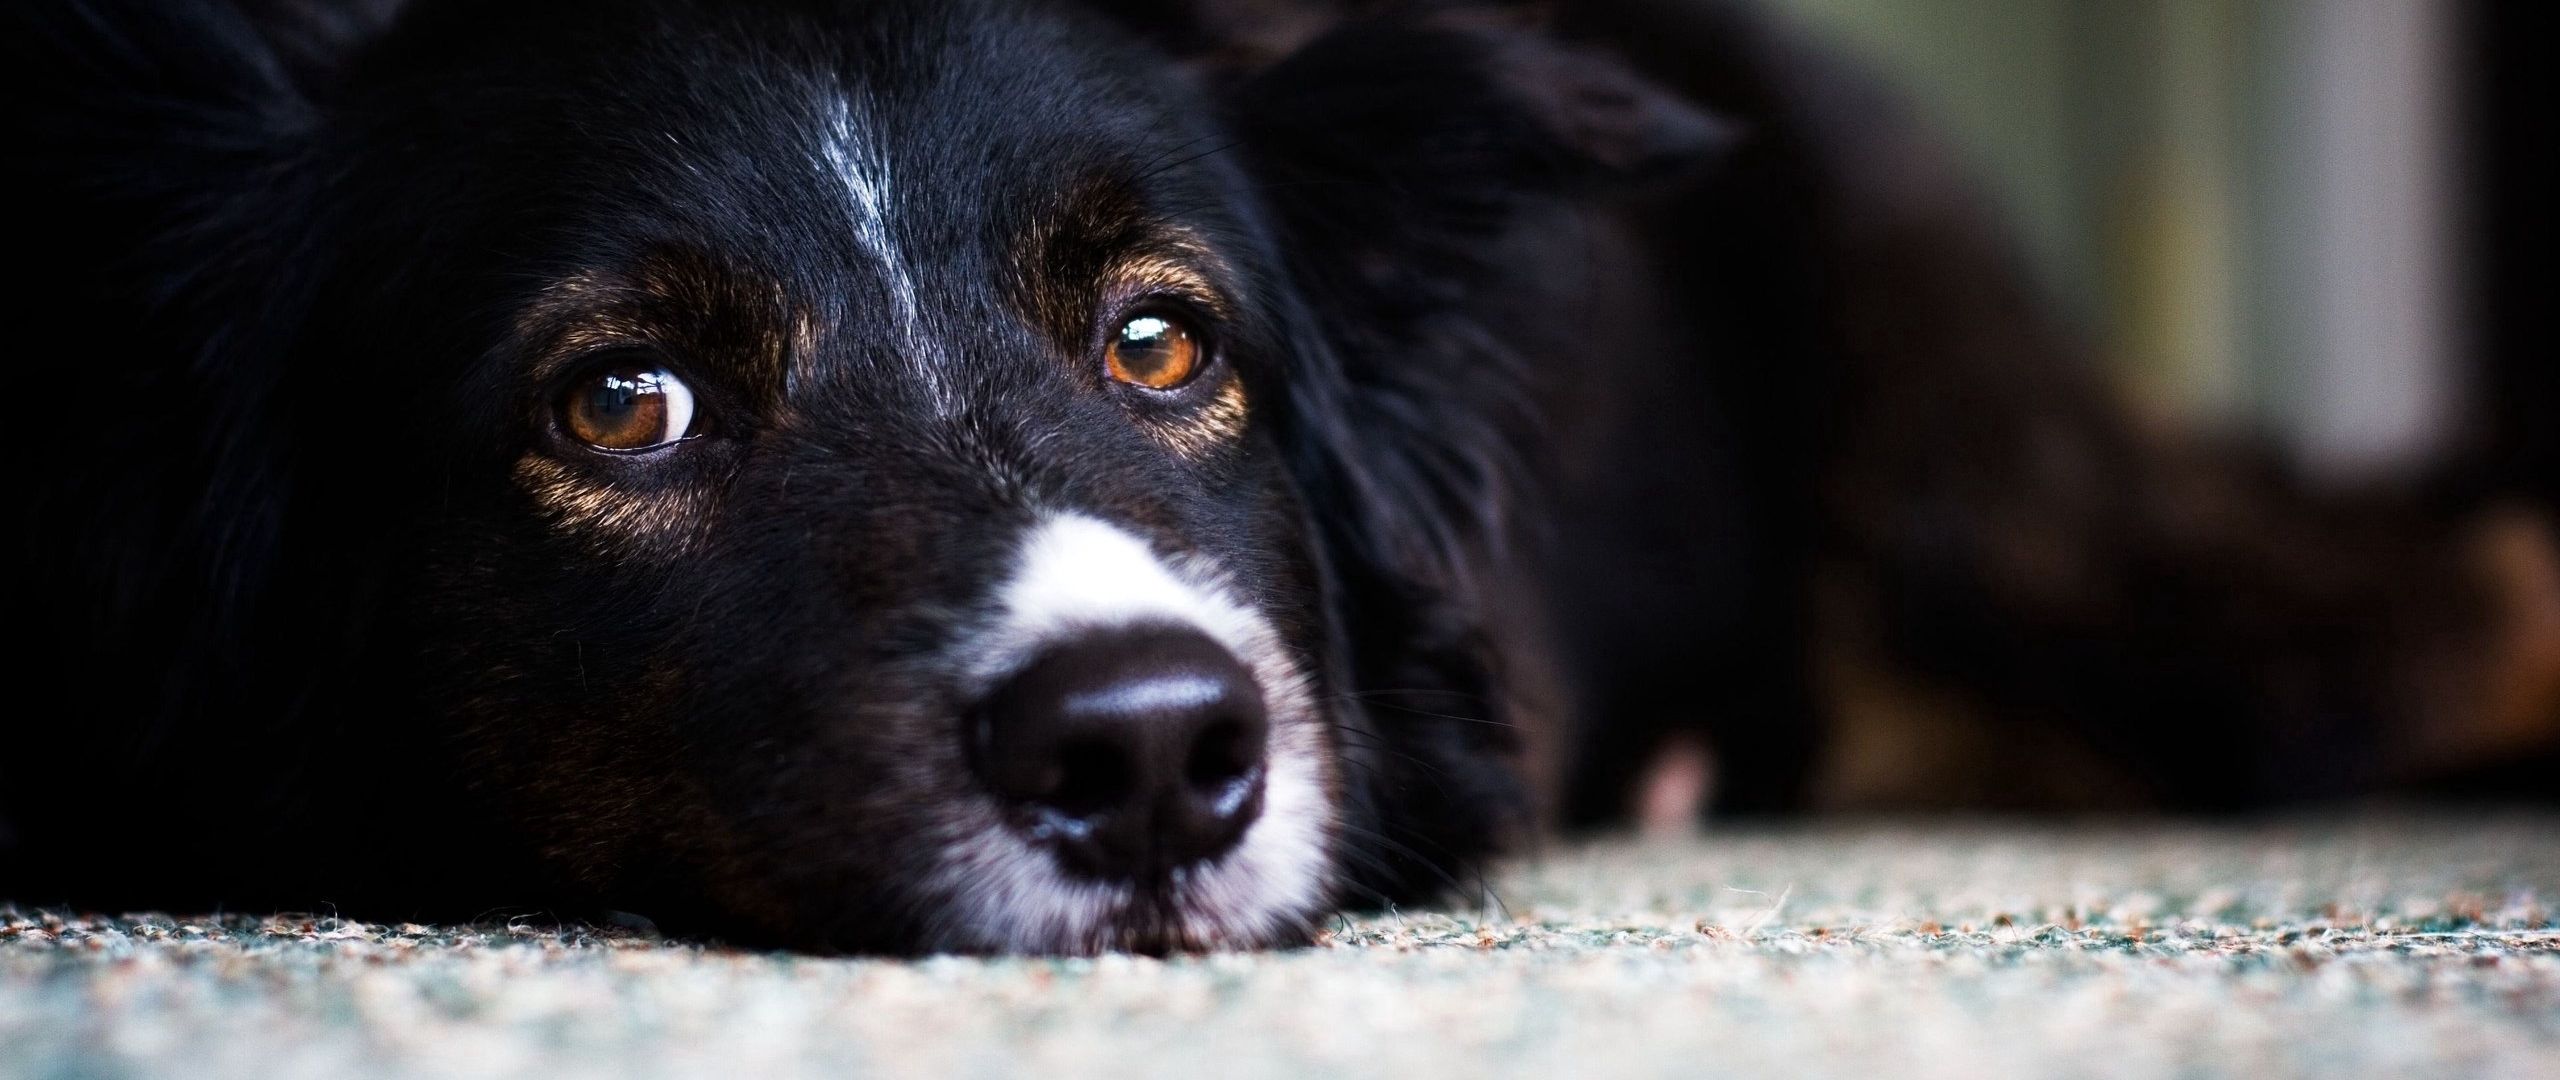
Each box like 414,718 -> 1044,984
5,814 -> 2558,1079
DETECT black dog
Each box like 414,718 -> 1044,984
6,0 -> 2544,954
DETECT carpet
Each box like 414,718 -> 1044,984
6,813 -> 2557,1079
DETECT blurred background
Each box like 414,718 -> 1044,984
1764,0 -> 2547,498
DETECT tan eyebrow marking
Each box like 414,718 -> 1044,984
510,254 -> 797,386
1109,248 -> 1234,319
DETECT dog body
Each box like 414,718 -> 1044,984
6,0 -> 2541,953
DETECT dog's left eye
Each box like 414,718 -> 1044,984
560,362 -> 697,452
1105,311 -> 1205,391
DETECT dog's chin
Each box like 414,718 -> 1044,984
921,860 -> 1327,956
921,733 -> 1337,956
944,874 -> 1322,957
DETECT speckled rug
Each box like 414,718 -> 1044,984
5,814 -> 2557,1079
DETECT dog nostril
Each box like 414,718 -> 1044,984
1185,719 -> 1257,791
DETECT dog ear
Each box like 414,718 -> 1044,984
1233,7 -> 1731,587
1231,9 -> 1730,580
5,0 -> 393,886
1223,12 -> 1727,900
10,0 -> 388,646
1232,10 -> 1733,193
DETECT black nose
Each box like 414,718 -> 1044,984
972,627 -> 1269,880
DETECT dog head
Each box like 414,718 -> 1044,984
20,0 -> 1717,953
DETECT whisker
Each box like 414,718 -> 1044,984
1331,818 -> 1494,914
1131,137 -> 1245,184
1125,130 -> 1227,182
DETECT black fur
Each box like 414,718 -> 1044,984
6,0 -> 2541,952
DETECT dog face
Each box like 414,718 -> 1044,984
351,0 -> 1349,954
21,0 -> 1716,953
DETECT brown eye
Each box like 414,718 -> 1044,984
1105,311 -> 1204,390
560,363 -> 696,452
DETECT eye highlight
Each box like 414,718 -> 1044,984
559,362 -> 697,452
1105,311 -> 1205,390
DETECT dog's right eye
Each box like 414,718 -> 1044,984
559,361 -> 697,453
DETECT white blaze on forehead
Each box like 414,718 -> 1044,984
818,93 -> 947,411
